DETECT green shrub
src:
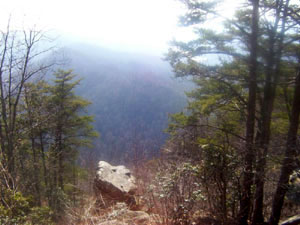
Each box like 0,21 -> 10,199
0,188 -> 54,225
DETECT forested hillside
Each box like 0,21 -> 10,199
1,0 -> 300,225
62,44 -> 189,162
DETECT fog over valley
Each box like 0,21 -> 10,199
59,42 -> 190,162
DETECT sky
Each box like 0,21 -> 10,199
1,0 -> 239,54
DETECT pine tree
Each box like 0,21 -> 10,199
166,0 -> 300,224
47,69 -> 98,213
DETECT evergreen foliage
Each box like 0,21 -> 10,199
1,1 -> 300,224
0,67 -> 98,223
163,0 -> 300,224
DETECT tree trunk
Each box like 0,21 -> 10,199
58,150 -> 64,191
252,2 -> 289,223
238,1 -> 260,225
57,128 -> 64,191
269,67 -> 300,225
39,132 -> 50,203
31,137 -> 41,206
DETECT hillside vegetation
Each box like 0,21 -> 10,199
1,0 -> 300,225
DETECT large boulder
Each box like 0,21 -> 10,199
94,161 -> 137,207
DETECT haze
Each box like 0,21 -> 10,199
1,0 -> 240,54
2,0 -> 186,53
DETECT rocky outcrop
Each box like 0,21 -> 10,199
94,161 -> 137,207
93,162 -> 158,224
96,203 -> 155,225
287,170 -> 300,205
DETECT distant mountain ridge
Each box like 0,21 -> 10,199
60,43 -> 190,163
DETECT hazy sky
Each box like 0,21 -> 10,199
1,0 -> 238,54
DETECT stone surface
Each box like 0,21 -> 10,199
287,170 -> 300,205
96,203 -> 152,225
94,161 -> 137,207
98,220 -> 126,225
118,209 -> 150,225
